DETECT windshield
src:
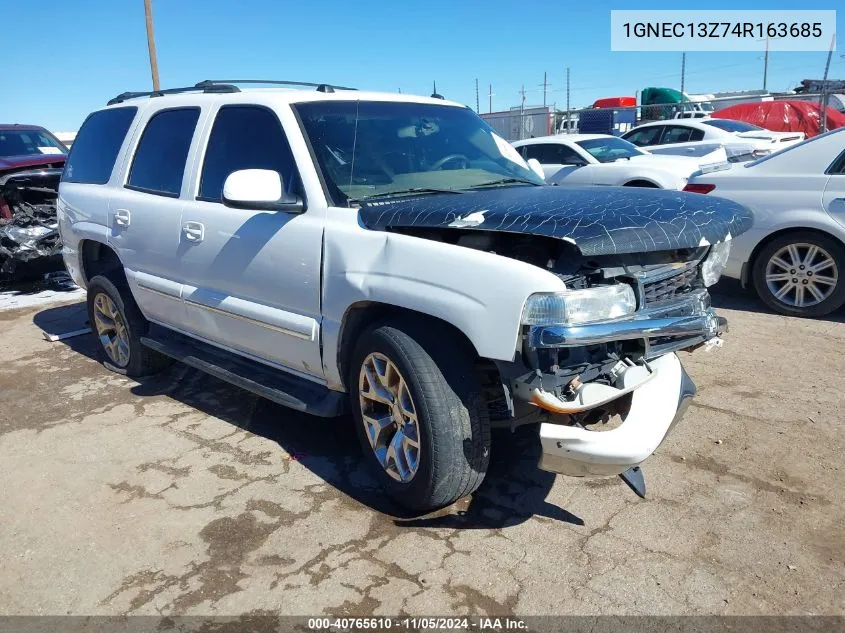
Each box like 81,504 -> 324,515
294,101 -> 544,204
703,119 -> 763,133
0,129 -> 67,158
575,137 -> 644,163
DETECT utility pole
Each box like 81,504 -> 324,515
143,0 -> 160,91
680,52 -> 686,96
820,33 -> 836,133
542,71 -> 548,108
488,84 -> 493,113
519,84 -> 526,140
566,66 -> 571,134
475,78 -> 480,113
763,36 -> 769,92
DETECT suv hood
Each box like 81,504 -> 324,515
359,185 -> 753,256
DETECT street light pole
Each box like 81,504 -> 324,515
143,0 -> 161,91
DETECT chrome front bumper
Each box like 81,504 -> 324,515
538,352 -> 697,476
527,290 -> 725,358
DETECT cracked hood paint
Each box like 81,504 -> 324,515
358,185 -> 753,256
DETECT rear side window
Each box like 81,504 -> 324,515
522,143 -> 584,164
63,107 -> 137,184
828,150 -> 845,175
623,126 -> 663,146
662,125 -> 695,144
127,108 -> 200,197
198,105 -> 298,202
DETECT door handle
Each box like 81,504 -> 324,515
114,209 -> 131,227
182,221 -> 204,242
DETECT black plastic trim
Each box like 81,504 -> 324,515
141,324 -> 347,417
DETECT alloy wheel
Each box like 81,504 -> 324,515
358,352 -> 421,483
93,293 -> 131,367
765,242 -> 839,308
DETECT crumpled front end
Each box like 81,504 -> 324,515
499,246 -> 730,478
0,169 -> 63,280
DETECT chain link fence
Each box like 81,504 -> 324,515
480,92 -> 843,141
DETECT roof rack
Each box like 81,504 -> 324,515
198,79 -> 357,93
107,82 -> 239,105
107,79 -> 356,106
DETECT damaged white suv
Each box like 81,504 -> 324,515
58,81 -> 752,512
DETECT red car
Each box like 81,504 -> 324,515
0,125 -> 68,279
0,124 -> 67,176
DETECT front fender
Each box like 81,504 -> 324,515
321,212 -> 566,389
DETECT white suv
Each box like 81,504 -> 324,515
58,80 -> 752,512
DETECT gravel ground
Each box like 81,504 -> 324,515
0,283 -> 843,617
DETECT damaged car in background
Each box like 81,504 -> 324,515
0,125 -> 67,280
59,85 -> 753,512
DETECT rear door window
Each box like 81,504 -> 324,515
522,143 -> 583,164
661,125 -> 695,144
623,126 -> 664,147
198,105 -> 298,202
63,107 -> 137,184
127,108 -> 200,197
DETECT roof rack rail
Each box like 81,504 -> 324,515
197,79 -> 356,93
107,82 -> 239,106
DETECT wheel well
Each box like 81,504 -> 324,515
623,179 -> 660,188
336,302 -> 483,391
744,228 -> 845,286
80,240 -> 124,284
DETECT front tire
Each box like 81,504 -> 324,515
349,320 -> 490,513
87,273 -> 171,377
752,232 -> 845,318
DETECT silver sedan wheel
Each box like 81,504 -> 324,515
765,242 -> 839,308
93,293 -> 131,367
358,352 -> 421,483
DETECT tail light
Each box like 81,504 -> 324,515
683,183 -> 716,194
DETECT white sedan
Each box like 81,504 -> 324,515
512,134 -> 719,190
685,127 -> 845,317
623,119 -> 805,162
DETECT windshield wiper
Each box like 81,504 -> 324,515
465,177 -> 541,189
348,187 -> 466,205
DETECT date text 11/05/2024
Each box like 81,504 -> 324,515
622,21 -> 823,39
307,617 -> 528,630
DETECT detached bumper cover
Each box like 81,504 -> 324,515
538,352 -> 696,477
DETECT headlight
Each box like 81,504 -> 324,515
701,240 -> 731,286
522,284 -> 636,326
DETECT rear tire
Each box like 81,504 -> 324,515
349,320 -> 490,513
751,231 -> 845,318
87,272 -> 171,377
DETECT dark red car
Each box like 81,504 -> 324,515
0,125 -> 68,278
0,124 -> 67,176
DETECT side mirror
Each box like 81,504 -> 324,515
222,169 -> 304,212
526,158 -> 545,180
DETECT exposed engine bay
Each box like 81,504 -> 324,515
391,226 -> 722,440
388,225 -> 708,287
0,169 -> 63,280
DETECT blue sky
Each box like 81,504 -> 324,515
3,0 -> 843,131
